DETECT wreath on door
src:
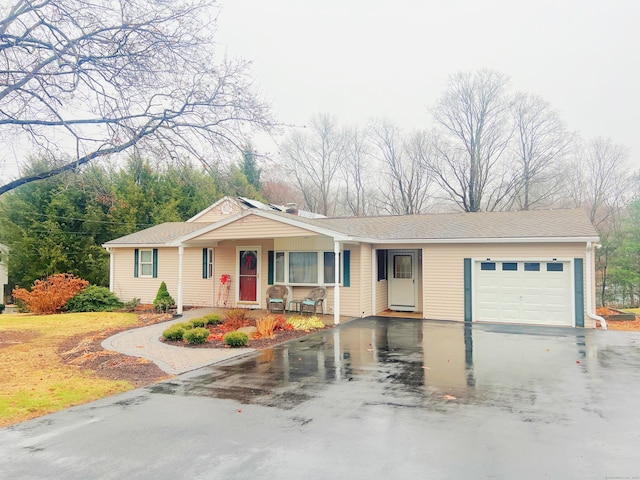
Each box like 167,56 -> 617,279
241,251 -> 257,270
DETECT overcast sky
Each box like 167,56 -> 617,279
215,0 -> 639,167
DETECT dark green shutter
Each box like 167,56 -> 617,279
464,258 -> 472,323
202,248 -> 208,279
134,249 -> 139,278
574,258 -> 584,327
152,248 -> 158,278
343,250 -> 350,287
267,251 -> 274,285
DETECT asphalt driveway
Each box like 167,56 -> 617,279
1,317 -> 639,479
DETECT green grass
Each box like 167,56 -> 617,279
620,308 -> 640,314
0,312 -> 140,427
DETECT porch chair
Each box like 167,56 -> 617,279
266,285 -> 288,313
300,287 -> 327,315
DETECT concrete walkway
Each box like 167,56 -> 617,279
101,308 -> 256,375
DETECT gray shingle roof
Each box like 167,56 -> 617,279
104,208 -> 597,246
308,208 -> 598,240
104,222 -> 209,245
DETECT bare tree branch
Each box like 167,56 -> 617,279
0,0 -> 275,195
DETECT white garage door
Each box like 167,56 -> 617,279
474,260 -> 573,326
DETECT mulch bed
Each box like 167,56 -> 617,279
161,326 -> 325,349
596,307 -> 640,331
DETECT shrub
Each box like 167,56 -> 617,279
12,273 -> 89,314
153,282 -> 175,313
0,304 -> 4,314
256,314 -> 279,338
223,308 -> 248,330
223,331 -> 249,347
287,315 -> 325,331
65,286 -> 124,312
122,298 -> 141,311
183,327 -> 210,345
190,318 -> 206,328
202,313 -> 222,325
270,314 -> 288,331
162,325 -> 184,341
162,322 -> 192,341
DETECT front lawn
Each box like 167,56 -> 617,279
0,312 -> 150,427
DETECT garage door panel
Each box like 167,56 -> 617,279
474,260 -> 573,326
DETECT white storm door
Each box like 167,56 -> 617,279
389,251 -> 418,311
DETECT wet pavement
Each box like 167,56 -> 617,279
1,317 -> 640,479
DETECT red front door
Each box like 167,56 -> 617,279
238,249 -> 258,302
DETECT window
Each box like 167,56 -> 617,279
275,252 -> 285,283
289,252 -> 318,284
524,262 -> 540,271
377,249 -> 387,281
202,248 -> 214,278
324,252 -> 337,283
502,262 -> 517,271
394,255 -> 412,279
547,263 -> 564,272
270,250 -> 350,286
480,262 -> 496,271
139,249 -> 153,277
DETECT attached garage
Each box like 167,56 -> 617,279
474,259 -> 574,326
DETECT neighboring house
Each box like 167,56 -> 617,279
0,243 -> 7,303
103,196 -> 602,328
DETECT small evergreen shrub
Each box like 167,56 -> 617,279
122,298 -> 141,311
153,281 -> 175,313
65,286 -> 124,312
223,331 -> 249,347
0,304 -> 4,314
183,327 -> 210,345
287,316 -> 325,331
202,313 -> 222,325
162,322 -> 193,341
162,324 -> 186,341
190,318 -> 206,328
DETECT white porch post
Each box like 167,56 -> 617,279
334,240 -> 341,325
177,246 -> 184,315
371,247 -> 377,316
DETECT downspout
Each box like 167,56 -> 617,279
586,241 -> 607,330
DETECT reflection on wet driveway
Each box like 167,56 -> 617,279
2,317 -> 640,479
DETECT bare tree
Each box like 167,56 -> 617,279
430,69 -> 515,212
566,138 -> 630,228
369,119 -> 433,215
510,93 -> 574,210
340,126 -> 373,216
279,114 -> 346,216
0,0 -> 273,195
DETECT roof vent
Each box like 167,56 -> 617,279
285,203 -> 299,215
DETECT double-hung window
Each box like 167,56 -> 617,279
139,249 -> 154,277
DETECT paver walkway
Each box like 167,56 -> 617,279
101,308 -> 256,375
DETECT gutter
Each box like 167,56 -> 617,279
586,241 -> 607,330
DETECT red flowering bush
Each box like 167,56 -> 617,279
12,273 -> 89,314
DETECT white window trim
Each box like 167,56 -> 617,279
207,248 -> 214,279
139,249 -> 154,278
274,250 -> 342,286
